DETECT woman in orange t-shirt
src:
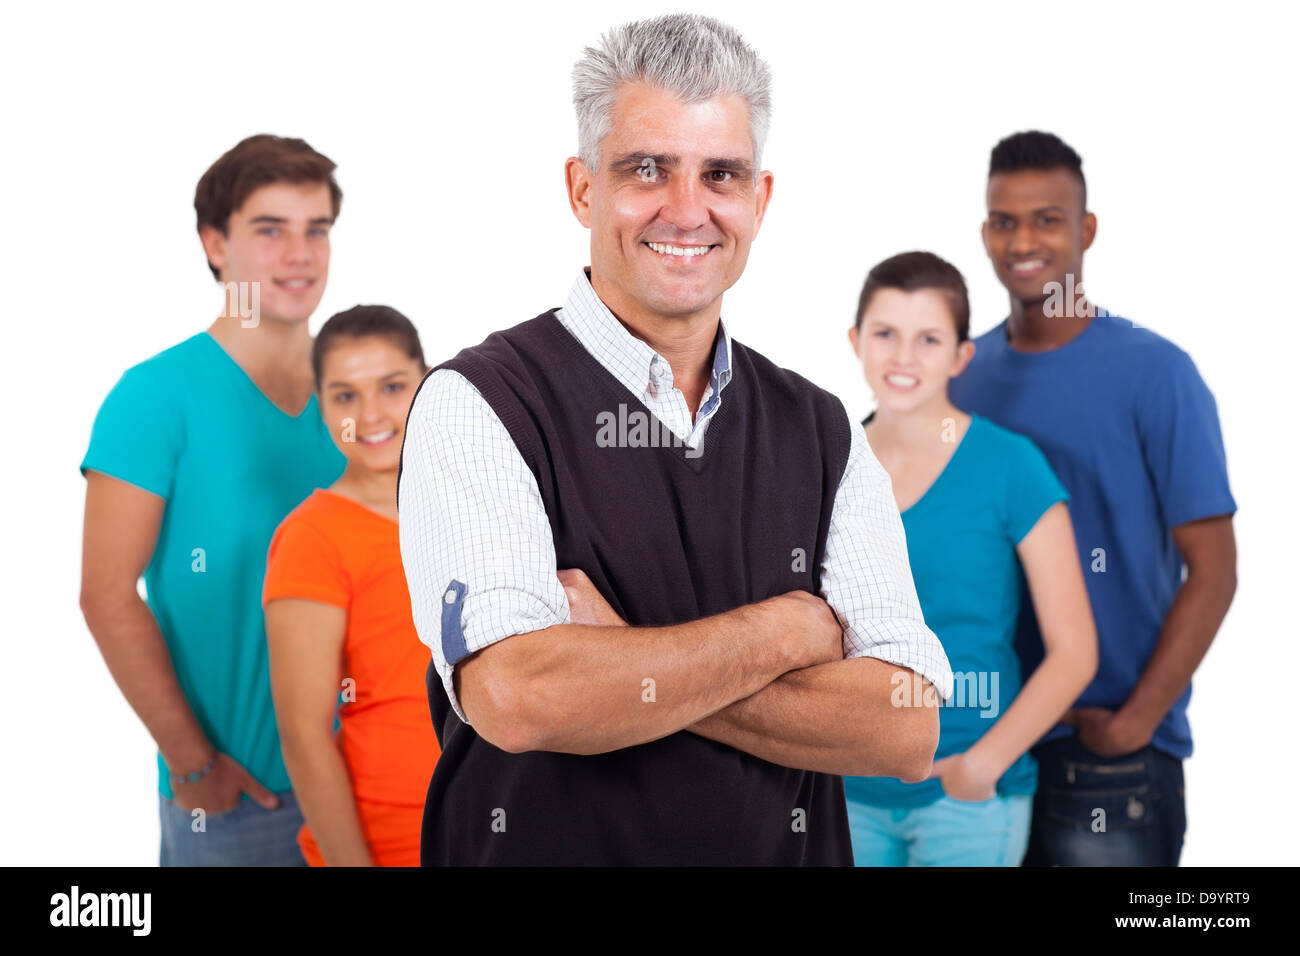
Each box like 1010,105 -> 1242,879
263,305 -> 438,866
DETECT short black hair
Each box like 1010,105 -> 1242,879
989,130 -> 1086,208
312,305 -> 427,388
854,251 -> 970,343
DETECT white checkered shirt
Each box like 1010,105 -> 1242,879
398,268 -> 954,723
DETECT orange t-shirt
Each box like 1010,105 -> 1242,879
263,488 -> 440,866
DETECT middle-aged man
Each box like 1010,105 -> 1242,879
950,130 -> 1238,866
79,135 -> 347,865
398,13 -> 953,866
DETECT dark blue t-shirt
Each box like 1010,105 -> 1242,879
949,313 -> 1237,759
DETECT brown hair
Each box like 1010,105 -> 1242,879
854,251 -> 971,343
194,134 -> 343,281
312,305 -> 427,390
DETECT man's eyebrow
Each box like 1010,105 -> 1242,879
987,205 -> 1067,217
246,215 -> 334,225
609,152 -> 680,169
704,157 -> 754,174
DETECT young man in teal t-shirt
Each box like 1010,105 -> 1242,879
79,135 -> 347,866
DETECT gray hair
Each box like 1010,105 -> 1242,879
572,13 -> 773,174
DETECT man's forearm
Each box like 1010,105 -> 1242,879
686,657 -> 940,779
464,594 -> 838,755
1119,565 -> 1237,738
81,592 -> 213,771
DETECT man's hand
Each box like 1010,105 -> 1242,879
170,752 -> 280,813
558,569 -> 843,671
1060,706 -> 1152,757
557,569 -> 627,627
929,750 -> 997,802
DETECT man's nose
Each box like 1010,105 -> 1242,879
661,173 -> 709,232
284,230 -> 313,264
1010,221 -> 1037,255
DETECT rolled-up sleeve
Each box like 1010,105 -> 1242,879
397,369 -> 569,724
819,412 -> 954,700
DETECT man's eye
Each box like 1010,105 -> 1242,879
335,392 -> 353,403
1039,215 -> 1061,226
384,382 -> 406,394
709,170 -> 733,184
874,329 -> 891,338
309,227 -> 329,236
259,227 -> 280,237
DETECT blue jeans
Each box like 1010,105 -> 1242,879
159,791 -> 307,866
1022,736 -> 1186,866
847,792 -> 1033,866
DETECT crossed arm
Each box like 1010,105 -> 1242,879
456,582 -> 941,781
404,372 -> 947,782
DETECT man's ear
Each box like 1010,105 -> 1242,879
1082,211 -> 1097,252
199,224 -> 227,281
847,324 -> 860,357
750,169 -> 775,239
565,156 -> 594,228
979,219 -> 993,259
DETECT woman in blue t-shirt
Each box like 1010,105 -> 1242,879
844,251 -> 1098,866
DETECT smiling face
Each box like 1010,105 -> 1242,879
849,288 -> 974,415
566,82 -> 773,326
982,167 -> 1096,309
200,181 -> 334,324
317,335 -> 425,474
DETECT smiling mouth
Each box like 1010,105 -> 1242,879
645,241 -> 718,260
358,429 -> 397,446
1008,259 -> 1047,276
273,278 -> 316,291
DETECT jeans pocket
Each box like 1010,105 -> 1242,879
1043,748 -> 1154,833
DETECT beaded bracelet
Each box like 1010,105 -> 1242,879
168,757 -> 216,786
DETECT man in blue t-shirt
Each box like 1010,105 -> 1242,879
949,131 -> 1237,866
79,135 -> 347,865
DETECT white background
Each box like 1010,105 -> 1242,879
2,0 -> 1295,866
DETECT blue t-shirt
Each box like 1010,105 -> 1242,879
80,331 -> 346,798
949,313 -> 1237,760
844,414 -> 1068,809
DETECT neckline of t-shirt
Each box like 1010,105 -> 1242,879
541,309 -> 733,472
990,312 -> 1109,361
897,413 -> 982,518
317,487 -> 399,527
199,330 -> 319,421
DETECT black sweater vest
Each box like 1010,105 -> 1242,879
407,309 -> 854,865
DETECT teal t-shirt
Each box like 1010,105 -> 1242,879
80,331 -> 346,799
844,413 -> 1068,809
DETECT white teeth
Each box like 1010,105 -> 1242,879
279,279 -> 311,288
647,242 -> 712,257
359,430 -> 396,445
1011,260 -> 1044,272
886,374 -> 918,387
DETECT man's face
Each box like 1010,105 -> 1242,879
981,168 -> 1095,308
567,82 -> 773,323
201,181 -> 334,324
